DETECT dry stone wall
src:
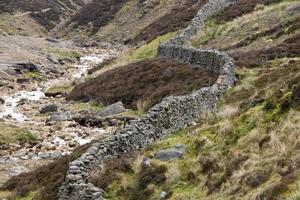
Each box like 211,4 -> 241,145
58,0 -> 237,199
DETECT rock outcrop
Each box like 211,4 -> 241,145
58,0 -> 237,199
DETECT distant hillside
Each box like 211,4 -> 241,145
0,0 -> 90,35
55,0 -> 206,44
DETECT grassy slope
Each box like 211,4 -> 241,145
96,1 -> 300,200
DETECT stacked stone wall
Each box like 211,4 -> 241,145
58,0 -> 237,199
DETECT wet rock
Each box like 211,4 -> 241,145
40,104 -> 58,114
96,101 -> 126,117
154,144 -> 186,161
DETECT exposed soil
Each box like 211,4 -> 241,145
0,0 -> 86,30
67,58 -> 218,110
231,33 -> 300,68
131,0 -> 207,45
66,0 -> 127,35
214,0 -> 284,24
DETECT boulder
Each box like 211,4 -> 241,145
50,151 -> 63,159
96,101 -> 126,117
48,111 -> 73,122
40,104 -> 58,114
14,149 -> 27,158
13,62 -> 39,74
38,152 -> 50,159
154,144 -> 186,161
0,98 -> 4,104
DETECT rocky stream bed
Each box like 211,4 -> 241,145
0,47 -> 125,185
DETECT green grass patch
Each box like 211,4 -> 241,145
45,83 -> 73,96
0,124 -> 36,144
128,32 -> 177,61
69,101 -> 103,112
190,18 -> 228,47
24,71 -> 41,79
47,47 -> 80,60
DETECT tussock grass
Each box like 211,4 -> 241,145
0,123 -> 36,145
46,47 -> 80,61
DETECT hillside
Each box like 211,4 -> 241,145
0,0 -> 299,200
91,1 -> 300,199
54,0 -> 207,43
0,0 -> 90,36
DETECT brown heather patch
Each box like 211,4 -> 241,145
67,58 -> 218,110
1,143 -> 91,200
231,33 -> 300,68
0,0 -> 85,30
214,0 -> 284,24
66,0 -> 127,35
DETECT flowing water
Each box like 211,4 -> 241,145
0,54 -> 111,123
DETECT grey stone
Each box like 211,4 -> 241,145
14,149 -> 27,158
142,156 -> 151,167
50,151 -> 63,159
158,191 -> 167,200
154,144 -> 186,161
85,183 -> 102,193
49,111 -> 73,122
38,152 -> 50,159
40,104 -> 58,114
96,101 -> 126,117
